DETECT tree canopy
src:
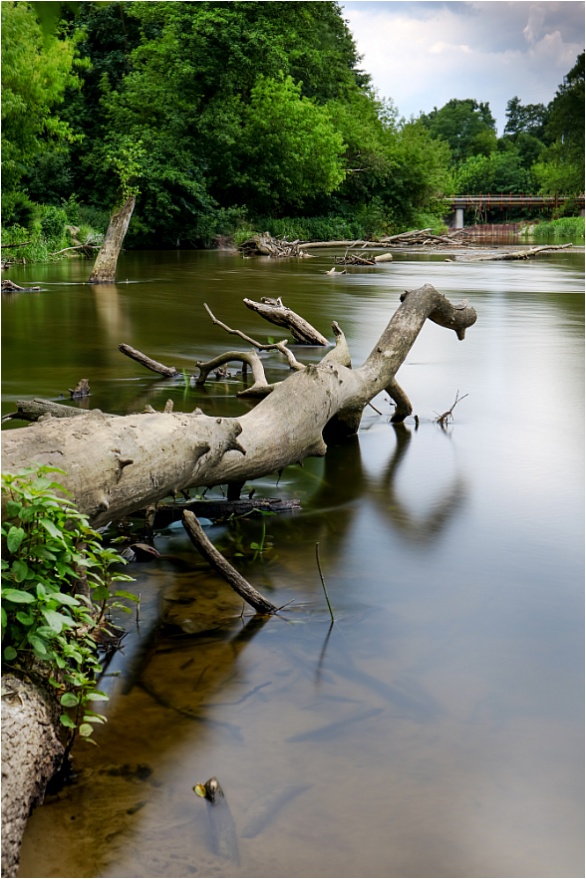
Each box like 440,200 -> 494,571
1,2 -> 583,247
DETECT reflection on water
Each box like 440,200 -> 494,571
4,248 -> 584,877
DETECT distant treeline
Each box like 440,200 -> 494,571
1,1 -> 584,256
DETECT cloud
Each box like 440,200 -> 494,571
341,1 -> 584,132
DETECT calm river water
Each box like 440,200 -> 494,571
3,245 -> 584,878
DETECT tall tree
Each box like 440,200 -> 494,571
420,98 -> 497,163
533,52 -> 585,194
1,1 -> 83,224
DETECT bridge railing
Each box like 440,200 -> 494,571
443,193 -> 585,209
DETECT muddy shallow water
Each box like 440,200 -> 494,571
3,246 -> 584,877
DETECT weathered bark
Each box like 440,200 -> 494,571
88,195 -> 136,284
1,285 -> 477,527
243,297 -> 330,345
1,398 -> 88,423
118,343 -> 179,377
1,675 -> 66,878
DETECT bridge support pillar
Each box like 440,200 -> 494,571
447,208 -> 465,229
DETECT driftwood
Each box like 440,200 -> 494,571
137,496 -> 301,529
239,233 -> 311,259
69,378 -> 90,399
455,243 -> 574,262
1,675 -> 66,878
334,250 -> 394,266
118,343 -> 179,377
2,279 -> 41,293
182,511 -> 278,613
203,303 -> 305,371
2,284 -> 477,529
243,297 -> 329,345
50,243 -> 99,257
0,285 -> 477,869
88,195 -> 136,284
1,399 -> 89,423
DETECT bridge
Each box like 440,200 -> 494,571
443,193 -> 585,228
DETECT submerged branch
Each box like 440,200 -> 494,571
182,511 -> 278,614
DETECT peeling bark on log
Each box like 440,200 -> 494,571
1,675 -> 67,878
243,298 -> 329,345
88,195 -> 135,284
1,285 -> 477,528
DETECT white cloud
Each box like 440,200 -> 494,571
341,1 -> 585,132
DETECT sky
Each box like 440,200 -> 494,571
339,1 -> 585,133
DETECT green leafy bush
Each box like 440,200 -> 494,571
1,466 -> 136,742
523,216 -> 585,241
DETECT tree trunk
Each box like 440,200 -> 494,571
1,675 -> 67,878
88,195 -> 136,284
1,285 -> 477,527
0,284 -> 477,870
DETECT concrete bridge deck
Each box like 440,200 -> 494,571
444,193 -> 585,227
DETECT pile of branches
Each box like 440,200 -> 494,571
334,250 -> 394,266
379,228 -> 475,248
238,232 -> 311,258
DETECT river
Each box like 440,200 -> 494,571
3,245 -> 584,878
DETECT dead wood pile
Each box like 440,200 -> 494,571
238,233 -> 311,258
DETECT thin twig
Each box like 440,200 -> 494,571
315,542 -> 335,622
434,391 -> 469,426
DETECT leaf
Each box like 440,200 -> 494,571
51,592 -> 81,607
86,690 -> 109,702
28,634 -> 49,656
1,587 -> 35,603
79,723 -> 94,737
5,500 -> 22,518
113,590 -> 139,602
30,545 -> 57,561
59,713 -> 77,729
10,559 -> 29,582
3,646 -> 17,661
15,611 -> 35,626
60,692 -> 79,707
42,609 -> 74,634
6,526 -> 25,554
39,518 -> 65,542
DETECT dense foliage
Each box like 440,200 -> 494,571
1,1 -> 583,252
1,466 -> 136,742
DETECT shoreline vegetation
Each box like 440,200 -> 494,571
2,215 -> 584,269
1,4 -> 583,269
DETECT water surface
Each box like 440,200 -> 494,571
3,247 -> 584,878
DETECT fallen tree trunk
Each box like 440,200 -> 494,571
1,675 -> 67,878
456,243 -> 573,261
88,195 -> 136,284
1,285 -> 477,527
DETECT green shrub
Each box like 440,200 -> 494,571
1,466 -> 136,743
523,216 -> 585,241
